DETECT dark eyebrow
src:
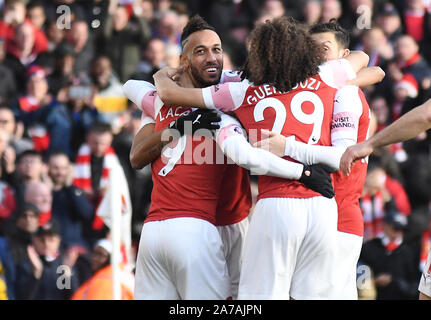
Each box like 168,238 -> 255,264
193,43 -> 222,52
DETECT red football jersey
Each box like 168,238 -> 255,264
215,164 -> 252,226
202,59 -> 356,199
131,71 -> 251,225
147,104 -> 226,224
332,88 -> 370,236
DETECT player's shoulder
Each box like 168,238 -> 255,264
220,70 -> 243,84
318,59 -> 356,88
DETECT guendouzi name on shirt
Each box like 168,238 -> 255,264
246,77 -> 322,104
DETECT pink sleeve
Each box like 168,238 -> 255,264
220,70 -> 242,83
140,109 -> 155,129
123,80 -> 163,120
202,81 -> 248,112
319,59 -> 356,88
141,90 -> 158,118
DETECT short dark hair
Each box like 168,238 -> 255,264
48,150 -> 70,161
17,149 -> 42,163
180,15 -> 216,49
88,122 -> 112,135
309,19 -> 350,49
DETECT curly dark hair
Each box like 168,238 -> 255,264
241,16 -> 325,93
309,19 -> 350,49
180,15 -> 216,49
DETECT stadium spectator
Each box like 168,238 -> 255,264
26,1 -> 46,31
375,2 -> 403,48
390,35 -> 431,93
47,43 -> 77,99
402,0 -> 428,44
73,122 -> 129,247
89,55 -> 128,124
359,209 -> 420,299
14,150 -> 46,202
358,27 -> 394,67
111,109 -> 152,243
48,151 -> 94,251
24,179 -> 52,227
360,155 -> 411,242
102,1 -> 151,82
370,94 -> 391,132
0,125 -> 20,201
301,0 -> 322,26
320,0 -> 343,23
14,219 -> 80,300
4,21 -> 41,93
45,19 -> 65,53
0,37 -> 17,106
152,9 -> 181,46
3,202 -> 39,268
0,234 -> 15,299
12,65 -> 73,156
0,106 -> 32,155
71,239 -> 134,300
0,0 -> 48,58
131,37 -> 165,83
65,19 -> 95,79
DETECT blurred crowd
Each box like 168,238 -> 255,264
0,0 -> 430,300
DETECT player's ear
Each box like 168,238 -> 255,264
342,48 -> 350,58
180,54 -> 189,69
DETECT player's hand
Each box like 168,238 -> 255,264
253,129 -> 286,157
169,109 -> 221,136
299,163 -> 335,198
154,66 -> 179,82
27,245 -> 43,279
374,273 -> 392,287
340,141 -> 374,176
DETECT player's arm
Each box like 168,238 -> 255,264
215,114 -> 335,198
130,110 -> 221,169
130,123 -> 168,169
254,85 -> 363,170
345,66 -> 385,88
340,98 -> 431,175
153,67 -> 246,112
153,67 -> 207,108
343,50 -> 369,73
124,79 -> 165,169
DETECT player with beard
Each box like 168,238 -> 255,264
125,15 -> 335,300
151,17 -> 377,299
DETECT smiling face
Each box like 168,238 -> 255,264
181,29 -> 223,88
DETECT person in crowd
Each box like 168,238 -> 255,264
0,232 -> 15,299
12,65 -> 73,156
71,238 -> 134,300
23,179 -> 52,226
388,35 -> 431,95
359,209 -> 421,300
89,55 -> 128,124
0,37 -> 17,106
102,1 -> 151,82
3,202 -> 39,268
14,219 -> 80,299
131,37 -> 165,83
48,151 -> 94,251
65,20 -> 95,79
73,122 -> 129,247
